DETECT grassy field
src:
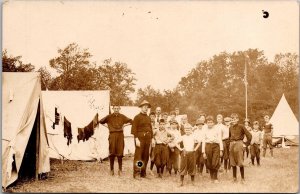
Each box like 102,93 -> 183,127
6,147 -> 299,193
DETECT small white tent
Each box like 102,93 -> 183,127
42,91 -> 110,160
2,72 -> 50,188
270,94 -> 299,146
270,94 -> 299,137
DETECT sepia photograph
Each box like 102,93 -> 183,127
2,0 -> 299,192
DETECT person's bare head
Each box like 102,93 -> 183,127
216,114 -> 223,124
181,115 -> 188,124
264,115 -> 270,123
175,107 -> 179,115
206,115 -> 214,128
112,105 -> 121,114
231,113 -> 239,125
156,107 -> 161,115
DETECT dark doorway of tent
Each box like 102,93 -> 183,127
17,100 -> 46,183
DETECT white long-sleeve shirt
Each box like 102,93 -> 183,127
215,123 -> 229,140
178,133 -> 198,152
202,125 -> 223,153
168,128 -> 181,147
193,127 -> 205,144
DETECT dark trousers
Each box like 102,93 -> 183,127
133,136 -> 151,177
205,143 -> 220,171
263,134 -> 273,157
180,151 -> 196,176
154,144 -> 169,168
167,147 -> 180,173
195,143 -> 205,173
243,145 -> 249,159
221,139 -> 230,170
250,144 -> 261,165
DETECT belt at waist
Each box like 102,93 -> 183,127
109,130 -> 123,133
222,138 -> 229,141
156,143 -> 167,146
184,151 -> 195,154
206,142 -> 219,145
137,131 -> 152,136
230,139 -> 243,143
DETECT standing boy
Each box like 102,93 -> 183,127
202,115 -> 223,183
250,121 -> 263,166
243,119 -> 252,159
155,107 -> 162,125
167,119 -> 181,175
229,113 -> 252,183
215,114 -> 227,172
262,115 -> 274,158
193,119 -> 205,175
153,119 -> 173,178
149,111 -> 158,175
222,117 -> 231,172
177,123 -> 200,186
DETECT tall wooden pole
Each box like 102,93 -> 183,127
245,57 -> 248,119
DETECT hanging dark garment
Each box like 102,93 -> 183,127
82,113 -> 99,141
64,116 -> 72,146
77,127 -> 85,143
55,107 -> 60,125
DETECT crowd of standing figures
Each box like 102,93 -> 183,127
98,100 -> 274,187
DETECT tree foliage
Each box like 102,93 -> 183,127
37,66 -> 52,90
3,45 -> 298,125
2,50 -> 35,72
48,44 -> 136,105
95,58 -> 136,106
138,49 -> 298,124
49,43 -> 95,90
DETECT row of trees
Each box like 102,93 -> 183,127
3,44 -> 298,124
136,49 -> 299,123
3,43 -> 136,106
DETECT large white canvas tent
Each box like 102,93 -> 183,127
270,94 -> 299,146
2,72 -> 50,188
42,90 -> 110,160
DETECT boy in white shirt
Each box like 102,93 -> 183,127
167,119 -> 181,175
222,117 -> 231,172
153,119 -> 173,178
215,114 -> 229,173
243,119 -> 252,159
193,119 -> 205,175
250,121 -> 263,166
202,115 -> 223,183
177,123 -> 200,186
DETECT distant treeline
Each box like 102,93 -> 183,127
3,44 -> 298,124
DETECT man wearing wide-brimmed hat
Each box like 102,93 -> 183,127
131,100 -> 154,179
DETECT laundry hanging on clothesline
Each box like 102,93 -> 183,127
77,113 -> 99,143
63,116 -> 72,146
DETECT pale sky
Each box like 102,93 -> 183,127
3,1 -> 299,97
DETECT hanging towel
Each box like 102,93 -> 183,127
55,107 -> 60,125
63,116 -> 72,146
77,127 -> 85,143
82,113 -> 99,141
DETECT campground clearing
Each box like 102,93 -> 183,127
6,147 -> 299,193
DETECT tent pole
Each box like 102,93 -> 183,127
35,100 -> 40,180
245,57 -> 248,119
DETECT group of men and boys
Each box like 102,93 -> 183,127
99,100 -> 274,186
